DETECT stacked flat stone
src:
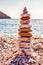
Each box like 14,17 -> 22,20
18,7 -> 32,52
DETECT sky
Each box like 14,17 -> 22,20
0,0 -> 43,19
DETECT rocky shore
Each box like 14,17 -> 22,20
0,37 -> 19,65
0,36 -> 43,65
0,7 -> 43,65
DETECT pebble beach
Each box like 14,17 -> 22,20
0,37 -> 43,65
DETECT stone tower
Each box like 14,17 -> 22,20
18,7 -> 33,55
9,7 -> 39,65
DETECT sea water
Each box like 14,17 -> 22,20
0,19 -> 43,38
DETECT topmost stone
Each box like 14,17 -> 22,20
21,7 -> 30,18
23,7 -> 28,14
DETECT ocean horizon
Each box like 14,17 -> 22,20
0,19 -> 43,38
